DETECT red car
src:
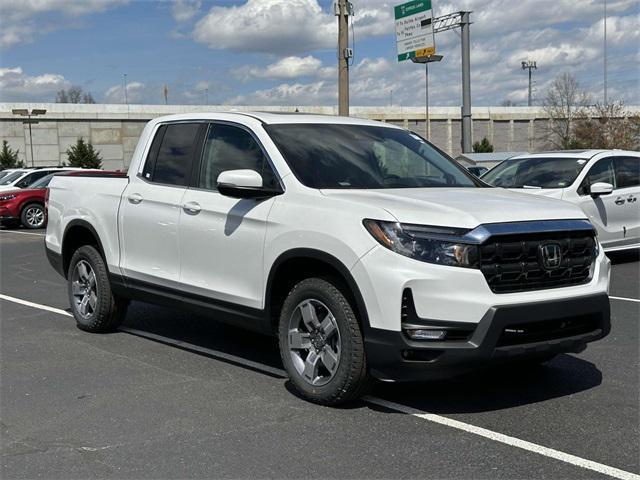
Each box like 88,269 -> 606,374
0,170 -> 125,229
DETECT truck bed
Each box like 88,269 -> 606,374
46,174 -> 130,274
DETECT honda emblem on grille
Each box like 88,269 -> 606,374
539,243 -> 562,270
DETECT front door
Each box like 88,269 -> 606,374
179,122 -> 280,310
575,157 -> 623,249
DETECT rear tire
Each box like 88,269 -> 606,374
278,277 -> 371,405
21,203 -> 45,229
67,245 -> 128,333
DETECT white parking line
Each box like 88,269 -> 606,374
1,292 -> 639,480
365,397 -> 640,480
0,230 -> 45,237
610,296 -> 640,304
0,293 -> 71,316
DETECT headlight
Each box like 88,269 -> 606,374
0,194 -> 16,201
363,219 -> 479,268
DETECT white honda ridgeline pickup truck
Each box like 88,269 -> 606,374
45,112 -> 611,405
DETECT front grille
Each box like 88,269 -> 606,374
479,231 -> 596,293
496,314 -> 600,347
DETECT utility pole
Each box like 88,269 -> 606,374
336,0 -> 352,116
521,60 -> 537,106
460,11 -> 472,153
604,0 -> 608,105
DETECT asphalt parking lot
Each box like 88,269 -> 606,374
1,228 -> 638,480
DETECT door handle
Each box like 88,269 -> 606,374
128,193 -> 143,205
627,196 -> 636,203
182,201 -> 201,215
614,197 -> 625,205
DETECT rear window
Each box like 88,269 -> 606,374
615,157 -> 639,189
144,123 -> 201,186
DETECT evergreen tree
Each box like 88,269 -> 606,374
66,138 -> 102,169
0,140 -> 24,170
473,137 -> 494,153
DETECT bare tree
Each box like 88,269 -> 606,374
543,73 -> 590,149
500,99 -> 517,107
573,102 -> 640,150
56,86 -> 96,104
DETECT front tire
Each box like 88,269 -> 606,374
21,203 -> 45,229
67,245 -> 128,333
278,277 -> 370,405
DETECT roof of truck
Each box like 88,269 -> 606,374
151,111 -> 400,128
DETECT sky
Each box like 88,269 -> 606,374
0,0 -> 638,107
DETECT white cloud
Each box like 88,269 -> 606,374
235,56 -> 334,80
193,0 -> 336,54
0,66 -> 70,102
227,81 -> 335,106
104,81 -> 146,104
0,0 -> 128,48
172,0 -> 201,23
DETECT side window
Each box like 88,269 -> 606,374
148,123 -> 201,186
614,157 -> 639,189
579,158 -> 615,195
142,125 -> 166,180
16,170 -> 48,188
198,124 -> 277,190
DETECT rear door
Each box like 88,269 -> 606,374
119,122 -> 205,287
612,156 -> 640,248
178,122 -> 280,309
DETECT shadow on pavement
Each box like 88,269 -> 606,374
372,354 -> 602,414
121,300 -> 602,413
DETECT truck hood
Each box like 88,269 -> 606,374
320,187 -> 585,229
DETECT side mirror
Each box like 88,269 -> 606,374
217,169 -> 283,199
589,182 -> 613,198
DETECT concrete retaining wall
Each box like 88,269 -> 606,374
2,103 -> 638,171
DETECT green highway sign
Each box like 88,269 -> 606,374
394,0 -> 436,62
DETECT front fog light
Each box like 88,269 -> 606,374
405,329 -> 447,341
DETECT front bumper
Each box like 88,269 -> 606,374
365,293 -> 610,382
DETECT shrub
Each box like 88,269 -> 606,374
66,138 -> 102,169
0,140 -> 24,170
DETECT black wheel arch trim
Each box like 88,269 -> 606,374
265,248 -> 371,331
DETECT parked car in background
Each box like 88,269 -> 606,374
0,167 -> 84,193
466,166 -> 489,177
0,169 -> 26,182
0,170 -> 123,229
482,150 -> 640,252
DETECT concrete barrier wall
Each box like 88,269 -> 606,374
1,103 -> 638,170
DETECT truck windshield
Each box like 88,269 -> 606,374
265,124 -> 478,189
482,157 -> 589,188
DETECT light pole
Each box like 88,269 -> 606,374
604,0 -> 608,105
12,108 -> 47,167
412,54 -> 443,141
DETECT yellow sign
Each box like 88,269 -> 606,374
415,47 -> 436,57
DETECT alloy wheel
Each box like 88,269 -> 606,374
25,206 -> 44,228
287,299 -> 341,386
71,260 -> 98,319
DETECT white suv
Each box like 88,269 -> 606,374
45,113 -> 611,405
0,167 -> 81,192
482,150 -> 640,251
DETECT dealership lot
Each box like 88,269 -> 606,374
1,229 -> 638,479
